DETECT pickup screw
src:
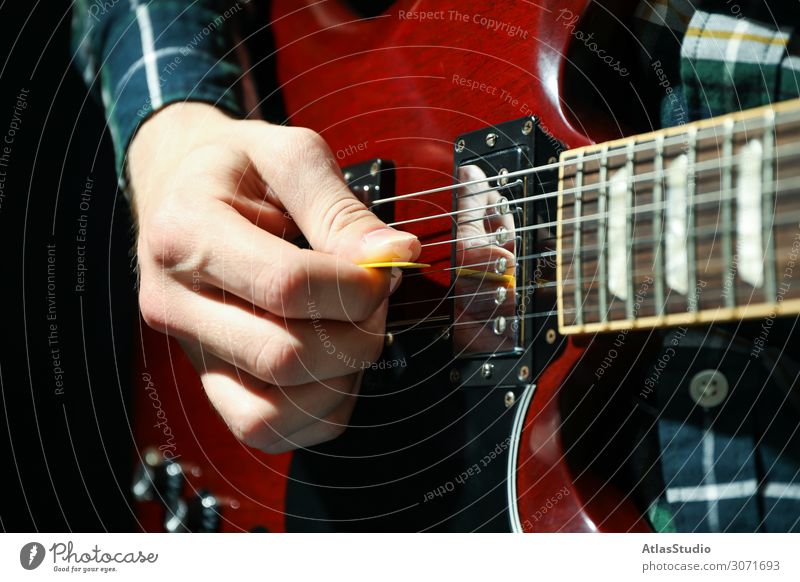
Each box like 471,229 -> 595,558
485,133 -> 498,147
370,161 -> 380,176
522,120 -> 534,135
455,139 -> 466,153
546,329 -> 557,344
449,368 -> 461,384
494,286 -> 508,305
343,171 -> 353,182
495,226 -> 510,244
498,168 -> 509,185
385,332 -> 394,347
517,365 -> 530,381
504,391 -> 516,408
482,363 -> 494,379
495,196 -> 510,215
441,327 -> 451,341
547,156 -> 558,164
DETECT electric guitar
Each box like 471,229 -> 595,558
131,0 -> 800,532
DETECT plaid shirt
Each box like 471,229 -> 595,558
632,0 -> 800,533
71,0 -> 247,189
72,0 -> 800,532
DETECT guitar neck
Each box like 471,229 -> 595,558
556,98 -> 800,335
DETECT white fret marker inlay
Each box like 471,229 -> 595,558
608,166 -> 630,300
736,139 -> 764,288
666,154 -> 689,295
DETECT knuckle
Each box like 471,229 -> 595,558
321,196 -> 374,241
253,335 -> 307,386
138,281 -> 168,330
260,262 -> 305,315
226,408 -> 270,450
141,199 -> 195,271
290,127 -> 328,155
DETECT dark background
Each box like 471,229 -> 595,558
0,2 -> 137,532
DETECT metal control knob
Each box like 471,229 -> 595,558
186,490 -> 221,533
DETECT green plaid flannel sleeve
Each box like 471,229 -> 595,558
71,0 -> 248,188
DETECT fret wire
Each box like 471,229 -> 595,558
625,141 -> 636,319
763,110 -> 778,301
598,146 -> 609,322
687,127 -> 698,312
573,151 -> 585,326
721,120 -> 736,309
653,135 -> 666,316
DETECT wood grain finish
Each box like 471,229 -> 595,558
558,99 -> 800,336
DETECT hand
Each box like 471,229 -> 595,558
128,103 -> 420,454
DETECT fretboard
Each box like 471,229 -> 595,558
557,98 -> 800,335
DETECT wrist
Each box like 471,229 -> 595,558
127,102 -> 236,218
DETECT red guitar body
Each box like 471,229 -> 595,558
134,0 -> 652,532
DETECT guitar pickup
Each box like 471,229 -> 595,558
343,158 -> 394,223
450,117 -> 564,388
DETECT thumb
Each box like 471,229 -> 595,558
326,204 -> 422,265
247,125 -> 421,264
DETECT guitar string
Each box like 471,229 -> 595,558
389,240 -> 793,313
369,108 -> 798,209
380,143 -> 800,235
384,206 -> 800,317
373,111 -> 798,329
399,181 -> 795,282
391,166 -> 800,282
386,280 -> 785,330
385,309 -> 564,332
417,173 -> 800,250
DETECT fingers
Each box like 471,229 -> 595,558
260,371 -> 363,454
242,124 -> 421,264
191,202 -> 394,321
140,277 -> 388,386
182,346 -> 361,452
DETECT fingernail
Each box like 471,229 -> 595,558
363,228 -> 419,262
388,267 -> 402,295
